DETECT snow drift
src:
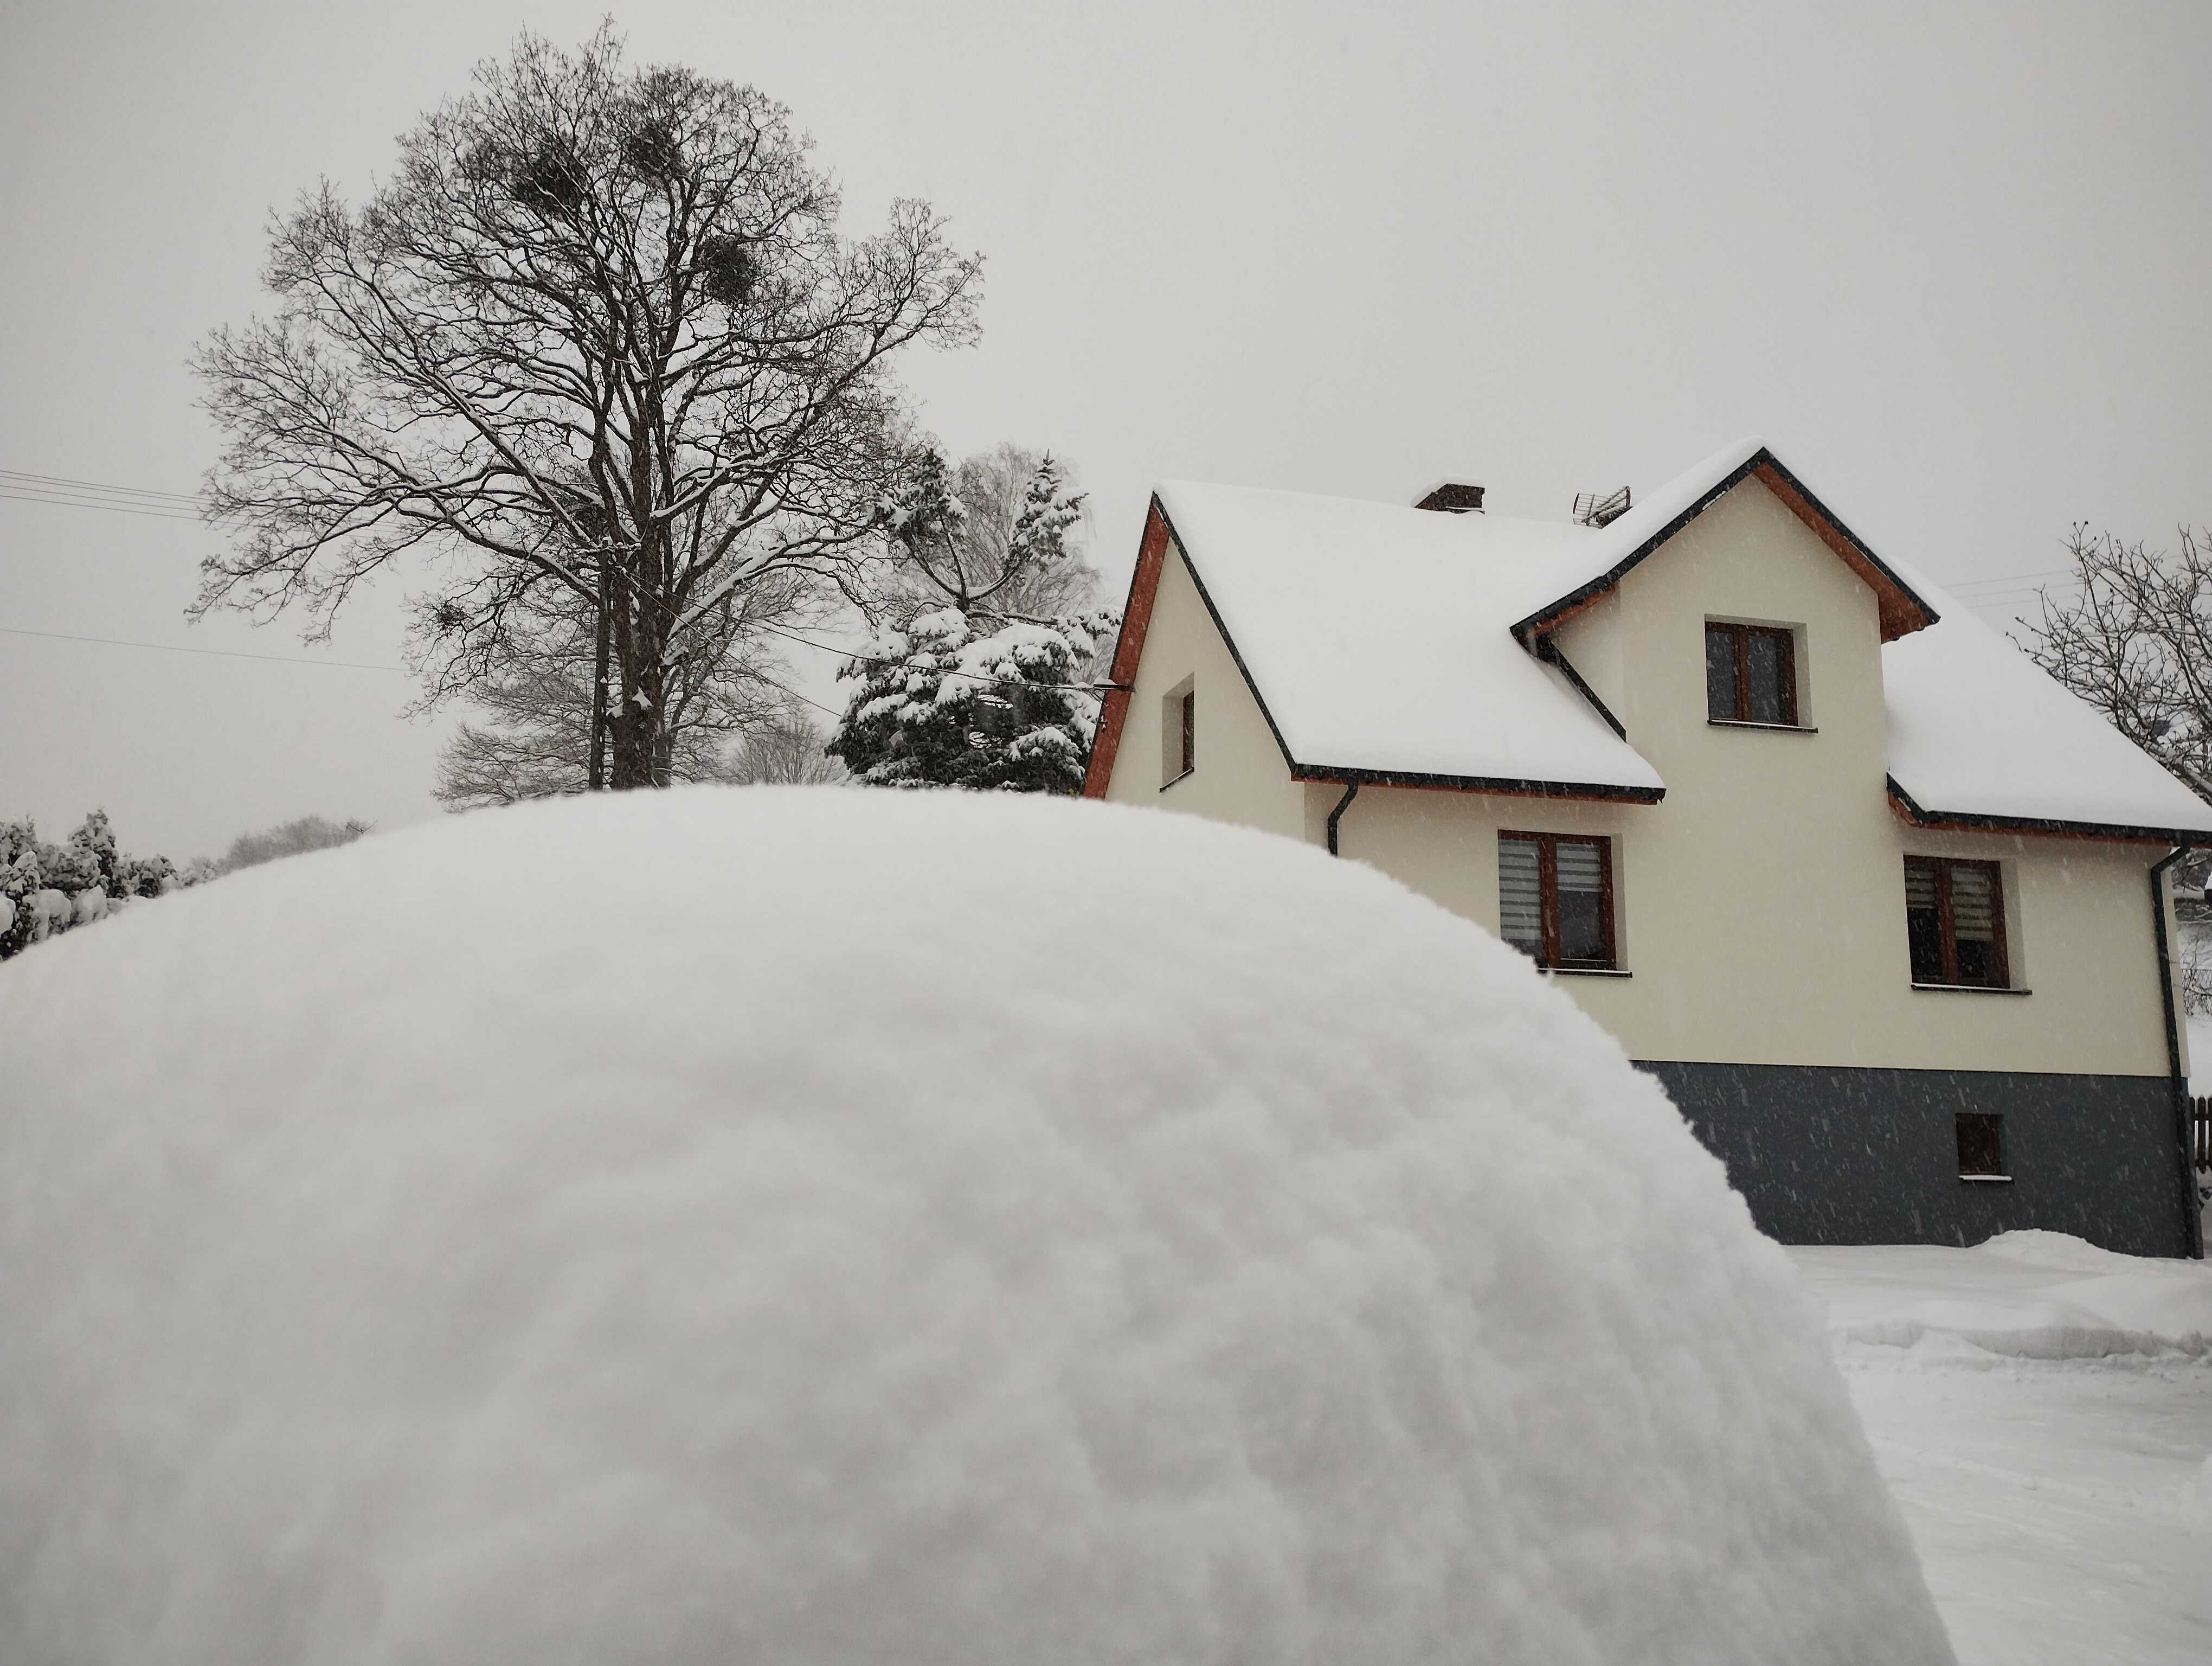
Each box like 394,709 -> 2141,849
0,788 -> 1951,1665
1796,1231 -> 2212,1360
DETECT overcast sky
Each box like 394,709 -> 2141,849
3,1 -> 2208,856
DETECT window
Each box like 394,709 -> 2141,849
1705,622 -> 1798,725
1956,1112 -> 2005,1178
1161,681 -> 1194,787
1905,857 -> 2009,988
1499,832 -> 1616,969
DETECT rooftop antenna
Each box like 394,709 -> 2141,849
1572,486 -> 1632,528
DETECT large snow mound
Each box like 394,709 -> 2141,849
0,788 -> 1951,1665
1795,1233 -> 2212,1360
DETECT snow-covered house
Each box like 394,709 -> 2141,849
1085,439 -> 2212,1258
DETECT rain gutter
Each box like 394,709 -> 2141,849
2151,843 -> 2203,1259
1326,780 -> 1359,857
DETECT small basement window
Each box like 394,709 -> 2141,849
1905,856 -> 2010,989
1499,832 -> 1617,970
1956,1112 -> 2007,1179
1705,621 -> 1798,726
1161,681 -> 1194,788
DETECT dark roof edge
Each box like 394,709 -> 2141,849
1156,498 -> 1302,778
1533,633 -> 1629,740
1511,446 -> 1940,643
1756,451 -> 1939,630
1887,775 -> 2207,846
1291,763 -> 1664,803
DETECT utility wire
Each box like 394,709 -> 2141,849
0,466 -> 201,503
0,489 -> 207,522
756,620 -> 1110,700
0,625 -> 401,672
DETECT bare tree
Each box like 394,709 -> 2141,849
195,27 -> 980,790
2018,520 -> 2212,1005
719,707 -> 847,785
432,565 -> 811,808
866,443 -> 1099,628
214,815 -> 374,876
2020,523 -> 2212,793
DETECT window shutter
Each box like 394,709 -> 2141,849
1498,838 -> 1542,956
1904,861 -> 1938,913
1705,625 -> 1739,721
1950,865 -> 1995,941
1553,839 -> 1610,964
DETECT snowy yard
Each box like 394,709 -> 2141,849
1790,1236 -> 2212,1665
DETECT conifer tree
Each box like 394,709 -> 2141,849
827,444 -> 1115,791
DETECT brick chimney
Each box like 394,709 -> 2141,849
1414,482 -> 1485,514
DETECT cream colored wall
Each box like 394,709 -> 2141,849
1102,539 -> 1309,839
1514,477 -> 2171,1074
1113,477 -> 2182,1079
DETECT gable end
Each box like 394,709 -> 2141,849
1510,447 -> 1939,646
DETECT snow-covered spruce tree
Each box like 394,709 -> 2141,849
0,811 -> 188,962
194,27 -> 979,791
827,445 -> 1115,791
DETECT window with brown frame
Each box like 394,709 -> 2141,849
1956,1112 -> 2005,1178
1498,832 -> 1616,969
1161,681 -> 1195,786
1904,856 -> 2009,988
1705,622 -> 1798,725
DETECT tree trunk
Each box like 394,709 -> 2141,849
608,655 -> 664,790
587,555 -> 613,791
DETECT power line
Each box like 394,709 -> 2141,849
766,680 -> 844,721
0,466 -> 202,504
756,620 -> 1110,700
0,625 -> 402,672
0,489 -> 206,522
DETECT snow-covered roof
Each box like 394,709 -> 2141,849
1146,440 -> 2211,839
1882,573 -> 2212,840
1152,480 -> 1666,795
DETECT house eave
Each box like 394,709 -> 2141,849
1887,776 -> 2205,847
1291,764 -> 1664,804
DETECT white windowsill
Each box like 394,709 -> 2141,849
1911,983 -> 2031,996
1541,966 -> 1631,979
1159,768 -> 1193,793
1959,1174 -> 2014,1183
1708,720 -> 1819,734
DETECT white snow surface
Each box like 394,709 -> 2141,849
0,788 -> 1951,1666
1152,480 -> 1665,789
1155,438 -> 2208,836
1880,582 -> 2212,836
1793,1232 -> 2212,1361
1792,1237 -> 2212,1664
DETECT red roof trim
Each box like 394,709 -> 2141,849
1081,497 -> 1172,798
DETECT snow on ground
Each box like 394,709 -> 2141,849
0,787 -> 1950,1665
1791,1236 -> 2212,1665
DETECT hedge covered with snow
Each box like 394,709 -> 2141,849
0,788 -> 1951,1664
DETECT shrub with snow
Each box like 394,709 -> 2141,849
0,809 -> 189,959
0,790 -> 1952,1665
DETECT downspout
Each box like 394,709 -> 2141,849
2150,843 -> 2202,1259
1326,780 -> 1360,857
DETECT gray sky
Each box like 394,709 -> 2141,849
3,0 -> 2208,857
